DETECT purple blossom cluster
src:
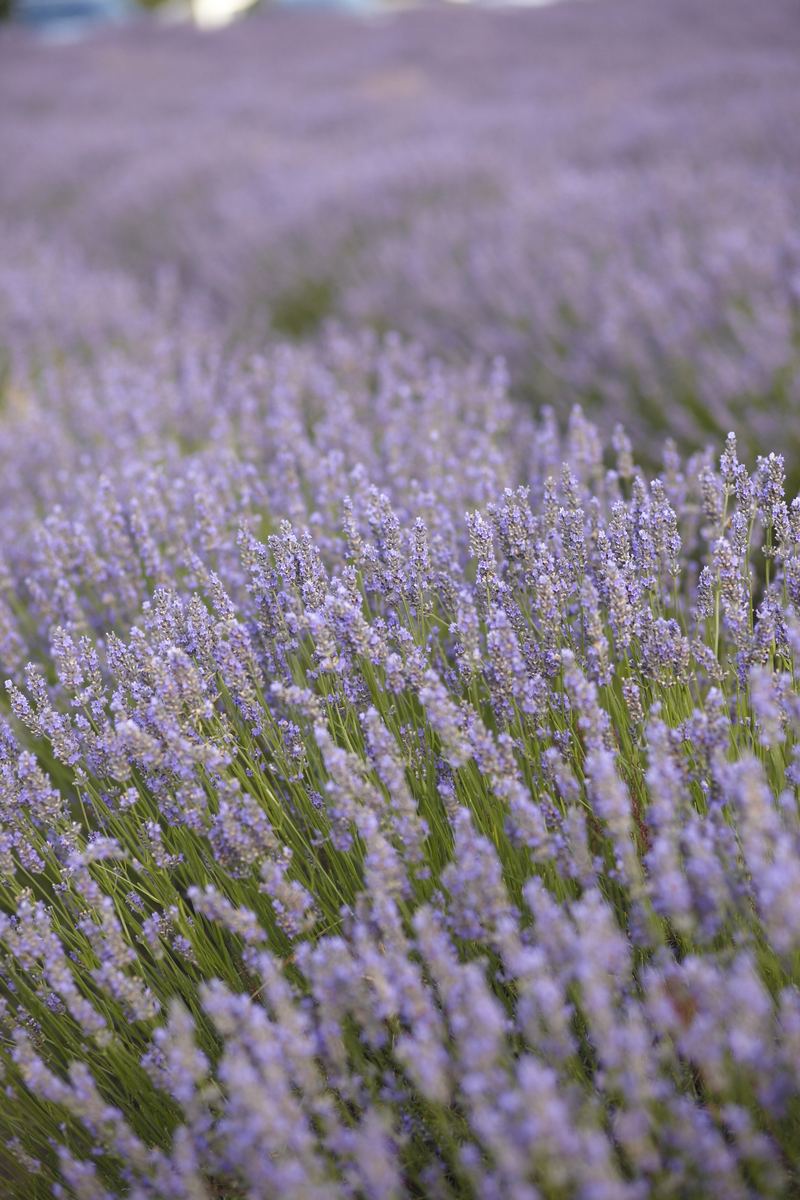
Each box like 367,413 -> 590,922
1,1 -> 800,1197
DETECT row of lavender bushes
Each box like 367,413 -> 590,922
0,329 -> 799,1197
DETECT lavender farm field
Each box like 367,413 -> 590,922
1,2 -> 800,1197
3,0 -> 800,455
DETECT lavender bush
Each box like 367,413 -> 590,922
2,1 -> 800,1197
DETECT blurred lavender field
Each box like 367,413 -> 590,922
3,0 -> 800,452
4,4 -> 800,1199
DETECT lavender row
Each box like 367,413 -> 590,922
1,379 -> 800,1195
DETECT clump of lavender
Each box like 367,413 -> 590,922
1,359 -> 800,1198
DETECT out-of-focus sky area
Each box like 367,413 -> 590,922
2,0 -> 577,36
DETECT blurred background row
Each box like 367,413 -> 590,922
3,0 -> 797,462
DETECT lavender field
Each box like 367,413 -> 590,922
1,0 -> 800,1196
